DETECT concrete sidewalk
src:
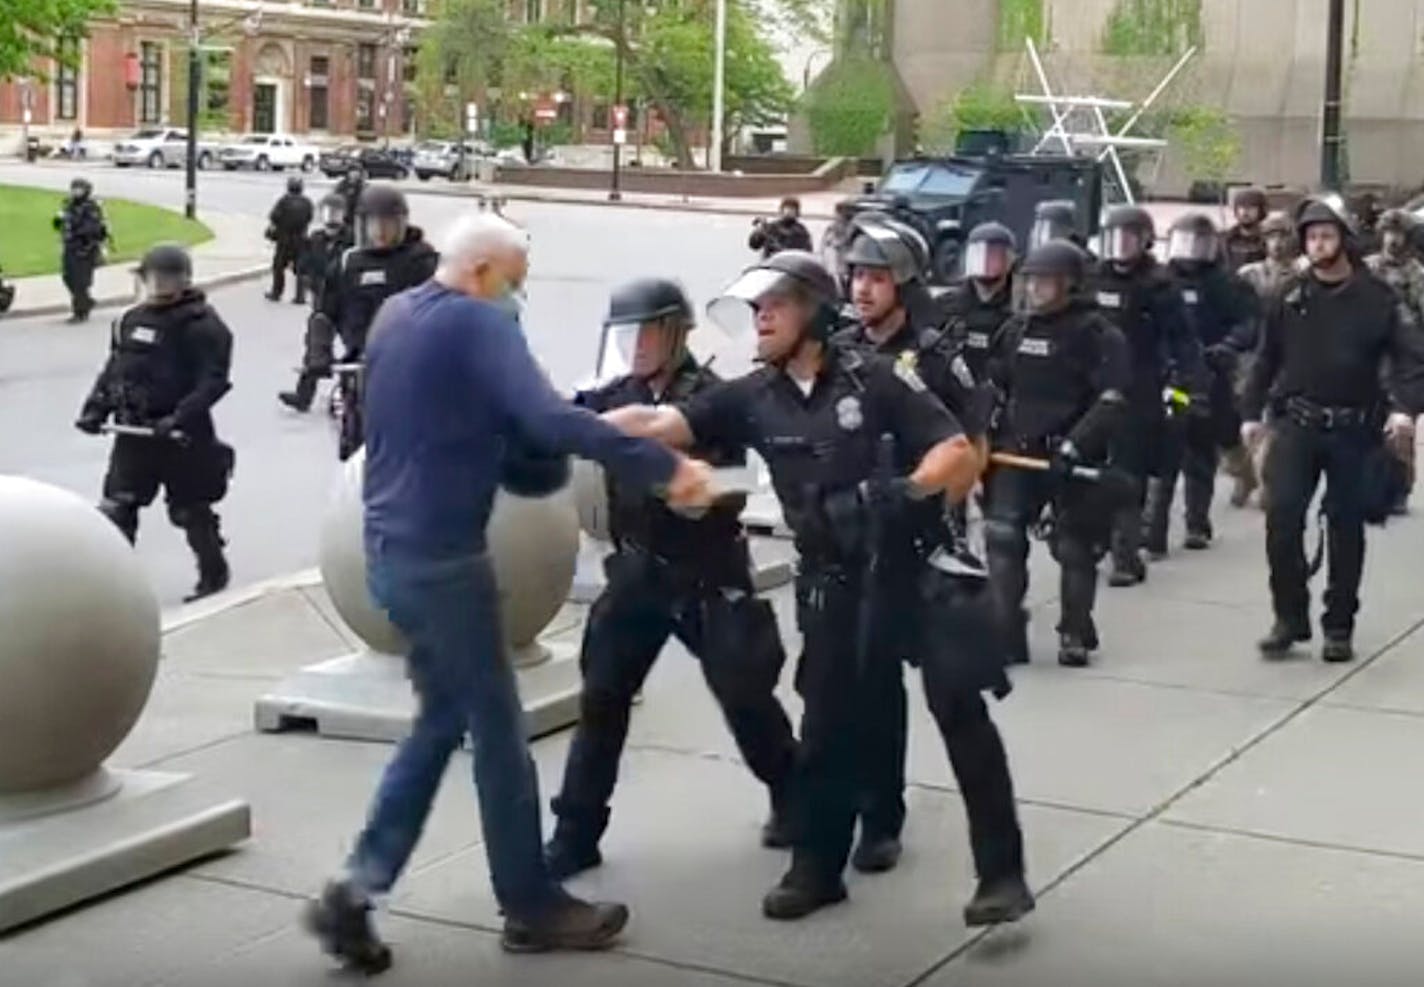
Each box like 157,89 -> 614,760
8,471 -> 1424,986
3,210 -> 270,320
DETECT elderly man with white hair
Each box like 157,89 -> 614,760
305,210 -> 717,972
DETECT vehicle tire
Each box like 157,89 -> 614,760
301,156 -> 315,173
197,151 -> 213,170
418,171 -> 431,182
223,163 -> 237,171
146,151 -> 163,169
115,162 -> 130,168
256,155 -> 271,172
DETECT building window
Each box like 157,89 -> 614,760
356,88 -> 374,131
139,41 -> 163,124
402,0 -> 423,13
526,0 -> 542,21
358,0 -> 374,8
402,46 -> 418,83
308,55 -> 330,130
357,43 -> 376,79
591,101 -> 608,130
55,38 -> 79,121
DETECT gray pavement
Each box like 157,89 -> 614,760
6,476 -> 1424,985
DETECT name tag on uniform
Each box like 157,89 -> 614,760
1018,337 -> 1050,357
359,270 -> 387,287
967,331 -> 990,349
1096,291 -> 1121,309
1182,289 -> 1199,305
130,326 -> 158,344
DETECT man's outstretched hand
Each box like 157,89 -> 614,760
664,456 -> 716,510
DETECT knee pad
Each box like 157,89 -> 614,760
168,502 -> 215,529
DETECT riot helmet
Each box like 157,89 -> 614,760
599,277 -> 695,381
843,212 -> 930,285
1378,208 -> 1416,259
1295,196 -> 1356,270
1233,187 -> 1268,227
345,162 -> 366,183
356,184 -> 408,249
1166,213 -> 1219,266
963,221 -> 1016,281
287,175 -> 304,195
708,250 -> 840,365
69,177 -> 92,201
1019,240 -> 1086,314
1030,200 -> 1078,249
137,242 -> 193,303
1101,205 -> 1154,264
318,192 -> 345,229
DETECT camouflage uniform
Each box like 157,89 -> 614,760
1366,249 -> 1424,506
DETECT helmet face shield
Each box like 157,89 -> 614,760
141,269 -> 188,302
706,267 -> 796,339
1102,227 -> 1144,263
1029,220 -> 1067,249
319,199 -> 344,227
963,240 -> 1011,279
1167,229 -> 1217,263
359,214 -> 407,249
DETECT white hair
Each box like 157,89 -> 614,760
438,211 -> 529,270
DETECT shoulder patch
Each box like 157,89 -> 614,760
949,353 -> 975,389
892,350 -> 927,392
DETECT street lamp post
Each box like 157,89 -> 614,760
609,0 -> 626,202
1320,0 -> 1345,190
709,0 -> 726,172
185,0 -> 199,219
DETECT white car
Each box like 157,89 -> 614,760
112,128 -> 218,169
218,135 -> 319,172
412,140 -> 489,181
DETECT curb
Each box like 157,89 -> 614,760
4,262 -> 269,320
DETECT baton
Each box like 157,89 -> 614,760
101,423 -> 187,442
991,450 -> 1102,483
332,362 -> 363,377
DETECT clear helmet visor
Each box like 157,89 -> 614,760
1167,229 -> 1217,263
140,270 -> 188,301
964,241 -> 1011,280
359,214 -> 406,249
1025,273 -> 1067,312
1029,220 -> 1068,249
706,268 -> 797,339
319,201 -> 344,226
1102,227 -> 1144,262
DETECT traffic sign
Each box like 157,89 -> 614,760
613,128 -> 627,145
465,101 -> 479,132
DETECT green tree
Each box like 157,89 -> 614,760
802,56 -> 893,157
1167,104 -> 1240,186
0,0 -> 116,80
918,81 -> 1023,155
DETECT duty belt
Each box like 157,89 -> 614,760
1283,397 -> 1372,430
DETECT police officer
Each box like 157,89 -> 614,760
986,240 -> 1130,667
1028,199 -> 1087,251
749,196 -> 814,258
53,177 -> 108,323
279,185 -> 437,425
1365,209 -> 1424,512
334,163 -> 367,236
544,278 -> 798,879
1090,204 -> 1206,586
265,176 -> 314,303
1242,198 -> 1424,662
299,193 -> 351,314
603,251 -> 1032,928
1222,187 -> 1269,270
835,214 -> 990,874
943,221 -> 1018,381
1144,213 -> 1257,554
75,244 -> 235,602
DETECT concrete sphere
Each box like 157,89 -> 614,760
0,476 -> 160,793
571,459 -> 612,542
318,451 -> 579,659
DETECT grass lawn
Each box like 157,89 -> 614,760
0,184 -> 212,278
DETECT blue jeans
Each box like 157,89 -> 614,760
346,548 -> 559,918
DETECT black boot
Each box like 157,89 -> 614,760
304,879 -> 392,974
1004,610 -> 1030,665
279,372 -> 320,413
1258,620 -> 1311,657
851,832 -> 902,874
543,833 -> 603,881
762,858 -> 848,920
963,874 -> 1035,927
183,512 -> 230,604
1183,524 -> 1213,550
761,788 -> 794,849
1321,635 -> 1355,663
1142,478 -> 1170,559
1057,632 -> 1090,668
1108,553 -> 1146,587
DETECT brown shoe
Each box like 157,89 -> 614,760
501,893 -> 629,953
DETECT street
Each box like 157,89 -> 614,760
0,161 -> 818,604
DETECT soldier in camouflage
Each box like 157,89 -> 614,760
1365,208 -> 1424,512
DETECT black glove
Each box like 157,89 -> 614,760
152,415 -> 180,439
74,414 -> 103,435
1049,440 -> 1082,482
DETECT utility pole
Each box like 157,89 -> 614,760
1320,0 -> 1345,190
185,0 -> 200,219
609,0 -> 625,201
709,0 -> 726,172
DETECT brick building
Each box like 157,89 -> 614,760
0,0 -> 428,144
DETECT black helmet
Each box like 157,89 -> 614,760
318,192 -> 345,227
287,175 -> 304,194
963,221 -> 1017,280
1295,195 -> 1356,241
708,249 -> 841,342
604,278 -> 694,327
1102,204 -> 1155,262
137,242 -> 193,300
1167,212 -> 1219,264
357,184 -> 408,218
69,177 -> 92,199
1019,240 -> 1087,281
1378,208 -> 1416,235
759,250 -> 840,308
1103,204 -> 1155,236
843,213 -> 930,285
967,221 -> 1016,250
1030,200 -> 1078,248
1234,187 -> 1268,213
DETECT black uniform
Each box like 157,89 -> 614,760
830,311 -> 988,853
268,191 -> 315,302
942,278 -> 1016,383
54,194 -> 108,320
749,216 -> 813,258
79,289 -> 235,587
682,346 -> 1024,901
1090,256 -> 1206,580
549,357 -> 797,861
1145,261 -> 1257,549
985,300 -> 1131,659
299,223 -> 352,313
287,227 -> 438,412
334,173 -> 366,236
1244,269 -> 1424,641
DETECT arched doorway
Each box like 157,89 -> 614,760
252,42 -> 291,133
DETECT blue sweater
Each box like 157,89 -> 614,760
363,280 -> 678,559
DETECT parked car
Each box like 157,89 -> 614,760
318,144 -> 409,180
412,140 -> 491,181
112,128 -> 218,169
218,134 -> 319,172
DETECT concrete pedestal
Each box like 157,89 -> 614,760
253,641 -> 583,744
0,769 -> 250,932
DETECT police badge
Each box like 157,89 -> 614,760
835,395 -> 863,431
